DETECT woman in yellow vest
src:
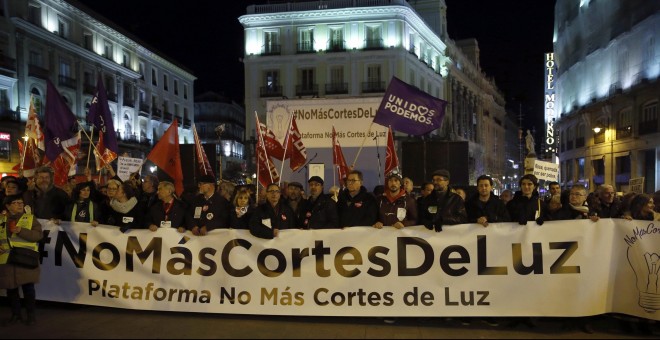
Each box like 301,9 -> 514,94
0,194 -> 43,326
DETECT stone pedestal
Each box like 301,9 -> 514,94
524,153 -> 536,175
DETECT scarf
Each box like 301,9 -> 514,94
110,197 -> 138,214
384,189 -> 406,203
570,204 -> 590,214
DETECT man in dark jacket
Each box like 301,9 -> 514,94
466,175 -> 510,227
419,169 -> 467,231
29,166 -> 69,221
507,174 -> 548,225
337,170 -> 377,228
300,176 -> 338,229
373,172 -> 417,229
187,174 -> 230,235
550,184 -> 592,220
249,183 -> 296,239
589,184 -> 622,218
146,181 -> 187,232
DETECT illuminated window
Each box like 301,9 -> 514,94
328,27 -> 344,51
263,31 -> 280,55
364,25 -> 383,49
103,40 -> 113,60
297,28 -> 314,53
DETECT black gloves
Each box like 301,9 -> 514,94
535,217 -> 544,226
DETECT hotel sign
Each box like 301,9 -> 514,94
545,53 -> 557,154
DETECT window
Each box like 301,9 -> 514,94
327,66 -> 346,94
59,58 -> 71,77
183,84 -> 188,99
173,79 -> 179,95
263,31 -> 280,55
265,70 -> 279,90
328,27 -> 344,51
122,50 -> 130,67
57,16 -> 69,38
616,107 -> 633,138
28,4 -> 41,26
174,103 -> 179,116
163,74 -> 168,91
151,68 -> 157,86
365,25 -> 382,49
0,89 -> 9,111
576,123 -> 585,147
138,61 -> 145,80
298,28 -> 314,53
261,70 -> 281,97
83,32 -> 93,50
566,158 -> 574,183
577,158 -> 585,180
0,137 -> 9,161
566,125 -> 574,150
28,50 -> 42,66
409,33 -> 416,55
103,40 -> 113,60
297,68 -> 315,95
640,101 -> 658,135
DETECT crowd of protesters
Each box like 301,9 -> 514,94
1,164 -> 658,333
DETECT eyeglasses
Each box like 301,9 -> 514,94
10,201 -> 24,205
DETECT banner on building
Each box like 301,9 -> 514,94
35,219 -> 659,320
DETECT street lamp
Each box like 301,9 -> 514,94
592,116 -> 613,188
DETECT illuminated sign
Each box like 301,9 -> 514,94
544,53 -> 557,154
0,133 -> 10,141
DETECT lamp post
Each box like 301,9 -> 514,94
592,116 -> 613,188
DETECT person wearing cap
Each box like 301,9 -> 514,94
299,176 -> 338,229
506,174 -> 548,226
285,181 -> 305,227
373,172 -> 417,229
249,182 -> 296,239
187,174 -> 230,235
337,170 -> 377,228
418,169 -> 467,231
465,175 -> 510,228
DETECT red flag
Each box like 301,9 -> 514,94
52,131 -> 81,186
255,114 -> 279,188
285,115 -> 307,171
384,126 -> 399,177
192,124 -> 214,177
93,130 -> 117,171
25,95 -> 45,151
16,138 -> 42,177
147,120 -> 183,195
332,126 -> 349,184
258,121 -> 286,161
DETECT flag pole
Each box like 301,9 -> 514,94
279,113 -> 294,186
86,126 -> 94,169
351,121 -> 374,168
20,139 -> 27,171
77,121 -> 104,162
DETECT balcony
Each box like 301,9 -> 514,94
28,64 -> 49,79
183,118 -> 191,128
639,119 -> 658,135
327,40 -> 346,53
0,54 -> 16,74
616,125 -> 632,139
139,104 -> 150,117
363,38 -> 384,50
297,41 -> 315,54
151,108 -> 162,120
325,82 -> 348,95
117,132 -> 151,146
0,108 -> 19,121
361,81 -> 385,93
123,97 -> 135,108
58,75 -> 76,89
261,44 -> 281,56
295,84 -> 318,97
107,92 -> 117,102
83,83 -> 95,95
163,112 -> 173,124
260,85 -> 282,98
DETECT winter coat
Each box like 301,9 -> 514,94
249,200 -> 296,239
507,191 -> 549,225
337,186 -> 378,228
465,194 -> 511,223
0,213 -> 43,289
300,194 -> 339,229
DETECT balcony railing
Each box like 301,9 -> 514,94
361,81 -> 385,93
151,108 -> 162,120
297,41 -> 315,54
295,84 -> 318,97
28,64 -> 49,79
123,97 -> 135,108
139,104 -> 150,114
327,40 -> 346,52
639,119 -> 658,135
260,85 -> 282,98
363,38 -> 384,50
183,118 -> 191,128
325,82 -> 348,95
0,54 -> 16,71
262,44 -> 281,56
107,92 -> 117,102
617,125 -> 633,139
0,108 -> 19,121
58,75 -> 76,89
163,112 -> 173,123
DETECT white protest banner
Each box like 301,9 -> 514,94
267,98 -> 388,148
117,156 -> 143,181
35,219 -> 659,320
533,159 -> 559,181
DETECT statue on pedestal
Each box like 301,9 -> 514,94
525,129 -> 535,156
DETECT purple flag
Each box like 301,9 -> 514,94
374,76 -> 448,135
88,75 -> 118,153
45,80 -> 78,161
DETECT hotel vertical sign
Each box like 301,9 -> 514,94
544,53 -> 557,155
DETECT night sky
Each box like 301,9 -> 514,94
76,0 -> 555,133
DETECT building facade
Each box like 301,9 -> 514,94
554,0 -> 659,193
0,0 -> 195,175
239,0 -> 515,187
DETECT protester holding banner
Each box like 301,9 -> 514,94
299,176 -> 338,229
106,182 -> 144,233
465,175 -> 510,227
28,166 -> 69,223
249,183 -> 296,239
285,182 -> 305,228
589,184 -> 623,219
418,169 -> 467,231
139,174 -> 160,212
373,172 -> 417,230
549,184 -> 592,220
229,188 -> 254,229
0,194 -> 43,326
64,182 -> 100,226
337,170 -> 378,228
187,174 -> 230,235
629,194 -> 659,221
506,174 -> 547,226
145,181 -> 187,232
